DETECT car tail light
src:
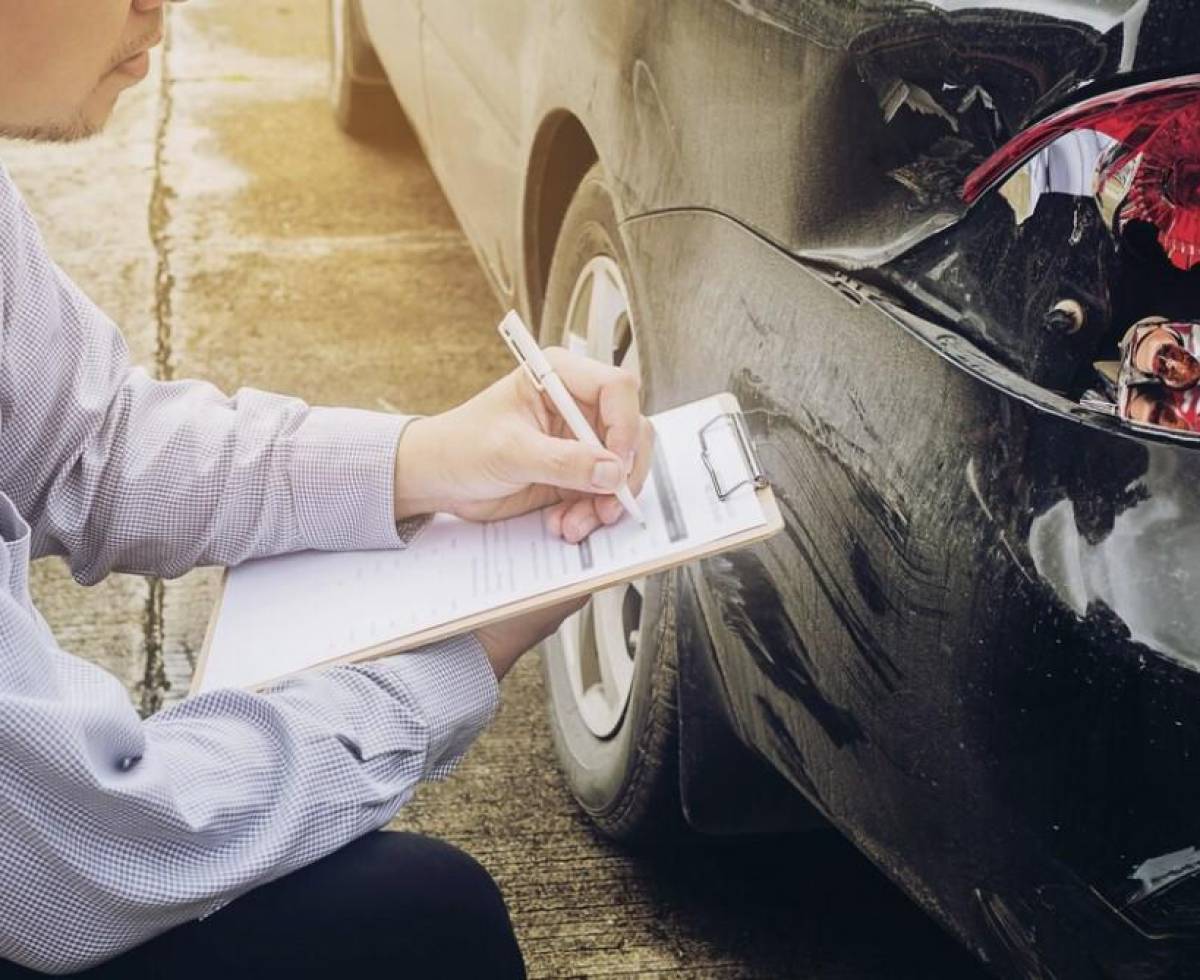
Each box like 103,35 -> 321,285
963,76 -> 1200,270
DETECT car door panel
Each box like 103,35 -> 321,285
420,3 -> 533,300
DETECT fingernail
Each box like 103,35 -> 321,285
591,459 -> 621,490
623,450 -> 635,474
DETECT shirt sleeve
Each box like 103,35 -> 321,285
0,598 -> 499,974
0,165 -> 503,972
0,164 -> 417,582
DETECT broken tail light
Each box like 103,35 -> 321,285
963,76 -> 1200,271
1108,101 -> 1200,271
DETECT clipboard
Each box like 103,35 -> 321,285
190,392 -> 782,695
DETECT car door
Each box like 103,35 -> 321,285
419,2 -> 534,301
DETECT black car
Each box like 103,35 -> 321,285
329,2 -> 1200,975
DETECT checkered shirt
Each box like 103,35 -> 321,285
0,165 -> 499,974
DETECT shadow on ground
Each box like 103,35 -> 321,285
619,829 -> 988,978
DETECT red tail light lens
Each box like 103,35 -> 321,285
1108,100 -> 1200,269
963,76 -> 1200,270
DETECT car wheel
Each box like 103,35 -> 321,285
539,163 -> 685,842
327,0 -> 401,141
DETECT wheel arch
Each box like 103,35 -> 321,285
528,136 -> 823,836
522,111 -> 599,326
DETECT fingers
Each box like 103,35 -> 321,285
544,496 -> 606,543
539,416 -> 655,541
509,426 -> 625,496
626,417 -> 655,495
515,348 -> 653,540
596,495 -> 625,524
544,347 -> 642,459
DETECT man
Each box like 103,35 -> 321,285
0,1 -> 652,975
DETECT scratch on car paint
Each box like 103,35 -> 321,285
849,537 -> 891,616
975,889 -> 1055,980
762,453 -> 906,679
738,295 -> 771,338
843,389 -> 883,446
966,457 -> 1036,584
736,369 -> 943,591
626,59 -> 681,207
725,371 -> 953,698
779,511 -> 908,696
756,694 -> 824,804
707,552 -> 866,748
749,400 -> 909,549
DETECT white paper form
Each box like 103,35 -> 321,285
196,395 -> 767,693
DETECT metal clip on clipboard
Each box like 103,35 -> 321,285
699,409 -> 769,500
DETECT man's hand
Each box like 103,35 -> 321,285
393,347 -> 654,543
474,596 -> 588,679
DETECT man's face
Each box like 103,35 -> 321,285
0,0 -> 169,143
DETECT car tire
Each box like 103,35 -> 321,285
327,0 -> 402,141
539,163 -> 685,843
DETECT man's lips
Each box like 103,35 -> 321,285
114,50 -> 152,80
109,29 -> 163,79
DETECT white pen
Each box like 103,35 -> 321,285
498,310 -> 647,528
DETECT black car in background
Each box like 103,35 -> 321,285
329,2 -> 1200,975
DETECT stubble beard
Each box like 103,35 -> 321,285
0,110 -> 102,144
0,20 -> 161,147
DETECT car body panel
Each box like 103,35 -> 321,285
420,4 -> 531,295
359,1 -> 1200,974
369,0 -> 1200,301
357,1 -> 426,131
623,204 -> 1200,975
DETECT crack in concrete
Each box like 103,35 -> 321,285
149,20 -> 176,385
140,579 -> 168,717
140,19 -> 176,717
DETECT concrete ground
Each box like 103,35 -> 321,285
3,3 -> 987,977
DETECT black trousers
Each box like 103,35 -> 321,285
1,832 -> 526,979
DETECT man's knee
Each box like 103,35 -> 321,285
373,833 -> 525,976
403,834 -> 508,918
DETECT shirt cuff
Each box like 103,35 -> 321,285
287,407 -> 418,552
369,633 -> 500,779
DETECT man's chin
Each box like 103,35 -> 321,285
0,113 -> 106,145
0,89 -> 117,144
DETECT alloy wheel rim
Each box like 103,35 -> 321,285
557,255 -> 645,739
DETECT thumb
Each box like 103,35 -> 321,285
510,428 -> 624,495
